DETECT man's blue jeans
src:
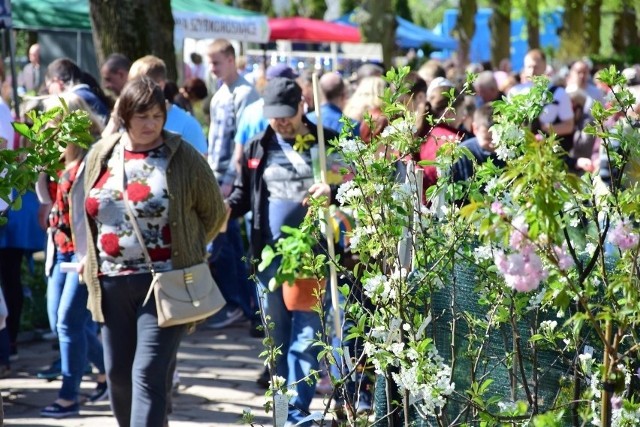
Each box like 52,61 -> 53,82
47,252 -> 105,401
256,260 -> 321,426
208,218 -> 254,319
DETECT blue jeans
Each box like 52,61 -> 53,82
256,260 -> 321,426
208,218 -> 255,319
47,252 -> 105,401
100,273 -> 186,427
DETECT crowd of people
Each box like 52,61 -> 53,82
0,37 -> 639,427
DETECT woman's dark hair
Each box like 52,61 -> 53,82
163,80 -> 180,102
164,80 -> 192,113
117,76 -> 167,129
182,78 -> 208,101
80,70 -> 115,111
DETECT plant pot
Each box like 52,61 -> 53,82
282,278 -> 326,312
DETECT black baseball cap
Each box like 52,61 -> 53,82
263,77 -> 302,119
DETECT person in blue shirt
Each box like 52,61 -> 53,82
451,104 -> 504,184
307,72 -> 360,138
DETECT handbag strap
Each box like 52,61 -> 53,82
117,143 -> 157,305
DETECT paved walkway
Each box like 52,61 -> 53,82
2,323 -> 331,426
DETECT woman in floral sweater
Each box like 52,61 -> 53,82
82,76 -> 225,427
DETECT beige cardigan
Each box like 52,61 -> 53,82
83,131 -> 225,322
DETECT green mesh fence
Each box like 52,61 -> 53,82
374,260 -> 580,426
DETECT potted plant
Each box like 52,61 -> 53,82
257,220 -> 327,312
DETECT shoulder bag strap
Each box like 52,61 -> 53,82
117,143 -> 157,305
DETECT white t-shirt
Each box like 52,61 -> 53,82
509,82 -> 574,125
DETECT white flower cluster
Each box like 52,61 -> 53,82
391,359 -> 454,417
490,122 -> 524,160
336,180 -> 360,205
340,138 -> 366,156
539,320 -> 558,334
473,245 -> 494,262
380,119 -> 417,139
363,273 -> 397,303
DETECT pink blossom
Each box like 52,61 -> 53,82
494,249 -> 547,293
491,201 -> 505,216
608,220 -> 639,251
494,252 -> 508,273
553,244 -> 575,271
509,217 -> 529,251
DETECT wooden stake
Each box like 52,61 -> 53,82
311,72 -> 342,341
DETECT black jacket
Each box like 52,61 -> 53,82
226,116 -> 339,260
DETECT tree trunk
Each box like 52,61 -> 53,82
490,0 -> 511,69
586,0 -> 603,55
525,0 -> 540,49
357,0 -> 396,70
610,3 -> 637,56
89,0 -> 177,81
455,0 -> 477,67
559,0 -> 586,61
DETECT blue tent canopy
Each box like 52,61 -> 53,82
335,13 -> 458,51
395,17 -> 458,50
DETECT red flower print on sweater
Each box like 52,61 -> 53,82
100,233 -> 122,257
148,246 -> 171,261
161,224 -> 172,244
86,197 -> 99,218
127,182 -> 151,203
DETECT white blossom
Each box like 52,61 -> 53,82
473,245 -> 493,261
340,138 -> 366,156
336,180 -> 360,205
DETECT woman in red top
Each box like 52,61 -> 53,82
39,94 -> 108,418
416,77 -> 466,195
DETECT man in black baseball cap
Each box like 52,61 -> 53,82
226,76 -> 339,426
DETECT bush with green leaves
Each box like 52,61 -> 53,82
1,99 -> 92,224
253,66 -> 639,427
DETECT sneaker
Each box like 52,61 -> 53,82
37,359 -> 62,381
207,306 -> 246,329
87,381 -> 108,403
41,402 -> 80,418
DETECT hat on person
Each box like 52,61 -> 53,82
263,77 -> 302,119
426,76 -> 455,98
266,63 -> 298,80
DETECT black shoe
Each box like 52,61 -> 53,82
86,381 -> 108,403
256,367 -> 270,389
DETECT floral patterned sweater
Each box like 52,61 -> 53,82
86,143 -> 172,276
